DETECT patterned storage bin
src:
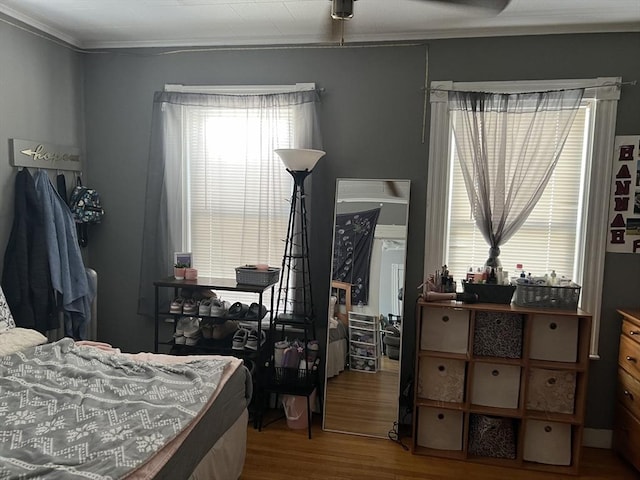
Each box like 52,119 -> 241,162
473,311 -> 523,358
418,357 -> 466,403
417,407 -> 464,451
468,414 -> 517,459
523,420 -> 572,465
526,369 -> 576,414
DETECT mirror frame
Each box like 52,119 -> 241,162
322,178 -> 411,438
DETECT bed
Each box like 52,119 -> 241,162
326,281 -> 351,378
0,327 -> 251,479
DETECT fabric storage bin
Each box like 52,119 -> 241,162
417,407 -> 464,451
529,315 -> 578,362
471,363 -> 521,409
418,357 -> 466,403
468,414 -> 517,459
523,420 -> 572,465
420,307 -> 470,354
526,368 -> 576,414
473,311 -> 523,358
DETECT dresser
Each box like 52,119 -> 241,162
412,300 -> 591,475
613,309 -> 640,472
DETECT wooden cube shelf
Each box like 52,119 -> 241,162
412,300 -> 591,475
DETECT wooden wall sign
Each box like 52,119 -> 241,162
607,135 -> 640,254
10,138 -> 81,172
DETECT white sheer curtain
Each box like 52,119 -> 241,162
137,90 -> 322,317
448,89 -> 584,267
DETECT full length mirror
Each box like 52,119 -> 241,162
323,178 -> 410,438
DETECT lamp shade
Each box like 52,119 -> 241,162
275,148 -> 326,172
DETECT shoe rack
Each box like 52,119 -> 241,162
152,276 -> 276,359
412,299 -> 591,475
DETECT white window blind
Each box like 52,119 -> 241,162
446,104 -> 590,283
185,107 -> 292,281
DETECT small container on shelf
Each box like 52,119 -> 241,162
235,265 -> 281,286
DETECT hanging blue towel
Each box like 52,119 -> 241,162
33,170 -> 94,338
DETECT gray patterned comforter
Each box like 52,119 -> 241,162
0,338 -> 230,479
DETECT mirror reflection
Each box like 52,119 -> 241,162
323,179 -> 410,438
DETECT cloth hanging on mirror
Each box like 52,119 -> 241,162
332,207 -> 381,306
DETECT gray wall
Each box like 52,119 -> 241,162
0,16 -> 85,277
1,18 -> 639,432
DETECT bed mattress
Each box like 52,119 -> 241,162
0,339 -> 251,479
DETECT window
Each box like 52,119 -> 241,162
425,78 -> 621,355
169,84 -> 320,306
446,103 -> 589,283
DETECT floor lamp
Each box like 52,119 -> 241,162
274,148 -> 326,327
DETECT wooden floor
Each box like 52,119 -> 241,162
324,356 -> 400,437
242,416 -> 638,480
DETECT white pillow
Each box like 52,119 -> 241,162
0,328 -> 48,356
0,286 -> 16,333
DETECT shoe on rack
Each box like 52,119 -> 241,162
201,318 -> 214,339
232,328 -> 249,350
185,333 -> 201,346
183,298 -> 198,315
173,332 -> 186,345
170,297 -> 185,314
211,320 -> 239,340
228,302 -> 249,319
245,329 -> 266,351
183,317 -> 201,346
245,302 -> 267,320
199,298 -> 212,316
175,316 -> 191,335
210,299 -> 230,318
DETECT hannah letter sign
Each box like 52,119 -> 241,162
607,135 -> 640,254
10,138 -> 82,171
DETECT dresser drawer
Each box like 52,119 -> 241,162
420,307 -> 470,354
617,368 -> 640,420
622,319 -> 640,345
619,334 -> 640,378
614,403 -> 640,471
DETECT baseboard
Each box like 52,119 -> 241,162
583,428 -> 613,449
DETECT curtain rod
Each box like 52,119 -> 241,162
426,79 -> 636,95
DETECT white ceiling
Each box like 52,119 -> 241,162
0,0 -> 638,50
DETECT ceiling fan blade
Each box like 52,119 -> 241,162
421,0 -> 511,13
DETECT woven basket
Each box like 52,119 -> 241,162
513,283 -> 580,310
235,266 -> 280,286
